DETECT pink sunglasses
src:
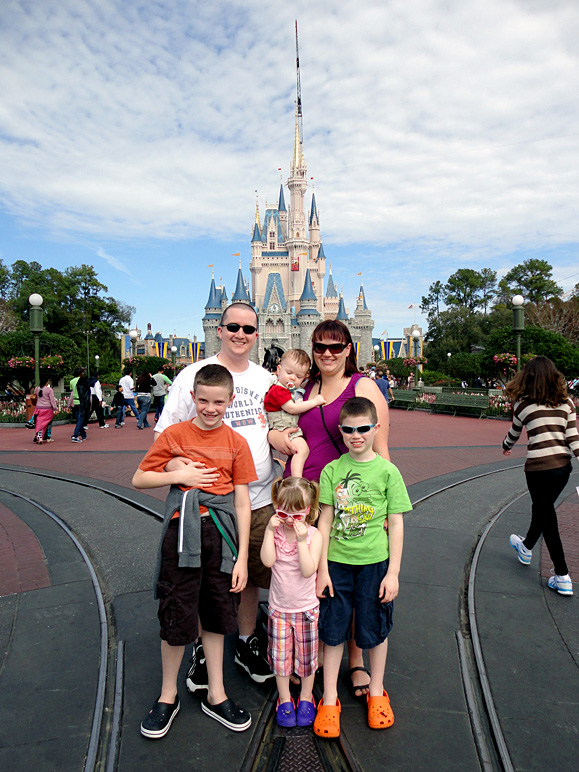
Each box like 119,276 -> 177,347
275,506 -> 310,521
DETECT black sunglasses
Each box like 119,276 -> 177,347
223,323 -> 257,335
313,341 -> 348,355
339,424 -> 376,434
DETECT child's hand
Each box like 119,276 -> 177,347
293,520 -> 308,542
230,559 -> 248,593
379,572 -> 399,603
316,568 -> 334,598
267,514 -> 282,531
179,461 -> 219,488
313,394 -> 326,406
503,449 -> 511,456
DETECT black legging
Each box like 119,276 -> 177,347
524,463 -> 571,576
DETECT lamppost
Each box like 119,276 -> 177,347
94,354 -> 99,374
171,345 -> 177,379
373,344 -> 380,363
412,329 -> 421,388
512,295 -> 525,373
129,329 -> 138,358
28,293 -> 44,389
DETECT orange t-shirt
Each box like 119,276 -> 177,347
139,420 -> 257,515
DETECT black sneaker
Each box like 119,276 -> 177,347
201,697 -> 252,732
140,697 -> 180,739
186,640 -> 208,693
234,634 -> 273,683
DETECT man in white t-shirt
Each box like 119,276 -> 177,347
119,371 -> 139,419
155,302 -> 297,689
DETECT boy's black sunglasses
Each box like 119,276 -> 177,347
223,323 -> 257,334
339,424 -> 376,434
312,341 -> 348,354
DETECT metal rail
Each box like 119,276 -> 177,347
0,462 -> 530,772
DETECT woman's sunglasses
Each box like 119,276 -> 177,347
312,341 -> 348,355
223,323 -> 257,335
338,424 -> 376,434
275,507 -> 310,521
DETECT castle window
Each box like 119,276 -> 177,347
180,343 -> 186,357
270,242 -> 275,250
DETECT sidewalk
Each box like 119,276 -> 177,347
0,409 -> 577,772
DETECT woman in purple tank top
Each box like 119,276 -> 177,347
284,319 -> 390,698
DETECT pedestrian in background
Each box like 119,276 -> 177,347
89,373 -> 109,429
33,377 -> 57,445
152,367 -> 172,422
136,372 -> 153,429
503,356 -> 579,596
70,367 -> 91,443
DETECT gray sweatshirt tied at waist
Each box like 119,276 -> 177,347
153,486 -> 238,599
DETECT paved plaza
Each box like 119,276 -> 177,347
0,408 -> 577,771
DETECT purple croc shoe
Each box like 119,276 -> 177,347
296,697 -> 316,727
276,698 -> 297,727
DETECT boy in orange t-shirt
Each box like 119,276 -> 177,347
133,364 -> 257,739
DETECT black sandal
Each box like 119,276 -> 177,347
345,666 -> 371,701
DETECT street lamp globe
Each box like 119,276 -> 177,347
129,329 -> 138,340
171,346 -> 177,354
412,329 -> 420,340
512,295 -> 524,307
29,293 -> 43,307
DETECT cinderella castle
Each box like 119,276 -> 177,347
201,33 -> 374,366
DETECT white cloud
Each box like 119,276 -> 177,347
1,0 -> 578,254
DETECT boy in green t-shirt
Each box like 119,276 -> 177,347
314,396 -> 411,739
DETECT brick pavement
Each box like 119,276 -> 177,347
1,408 -> 576,590
0,502 -> 50,597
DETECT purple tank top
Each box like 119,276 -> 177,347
284,373 -> 365,482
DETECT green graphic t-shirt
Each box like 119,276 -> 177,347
319,454 -> 412,565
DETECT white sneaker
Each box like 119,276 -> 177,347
547,572 -> 573,596
509,534 -> 532,565
99,424 -> 110,429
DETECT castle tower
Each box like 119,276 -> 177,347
202,274 -> 222,358
297,269 -> 321,350
352,281 -> 374,365
323,259 -> 339,319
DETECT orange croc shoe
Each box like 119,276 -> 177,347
313,698 -> 341,738
367,690 -> 394,729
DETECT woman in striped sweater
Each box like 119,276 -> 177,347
502,356 -> 579,597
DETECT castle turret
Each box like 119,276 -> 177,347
297,269 -> 320,350
352,280 -> 374,366
278,183 -> 287,240
202,274 -> 221,357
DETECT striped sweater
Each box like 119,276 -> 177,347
503,398 -> 579,472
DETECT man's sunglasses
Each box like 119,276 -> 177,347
275,507 -> 310,521
312,341 -> 348,355
339,424 -> 376,434
223,323 -> 257,335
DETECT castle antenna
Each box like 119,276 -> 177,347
295,20 -> 303,151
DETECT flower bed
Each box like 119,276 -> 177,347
0,397 -> 72,423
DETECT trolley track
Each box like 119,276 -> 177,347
0,461 -> 548,772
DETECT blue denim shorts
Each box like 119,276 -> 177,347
319,560 -> 393,649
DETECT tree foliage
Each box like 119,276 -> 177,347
1,259 -> 135,387
420,262 -> 577,382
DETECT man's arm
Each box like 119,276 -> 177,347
132,463 -> 219,490
268,427 -> 300,455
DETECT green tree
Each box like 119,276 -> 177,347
423,307 -> 485,371
444,269 -> 485,311
420,280 -> 445,320
479,268 -> 497,314
481,325 -> 579,379
502,259 -> 562,303
446,352 -> 482,382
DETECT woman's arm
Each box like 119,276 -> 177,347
355,377 -> 390,460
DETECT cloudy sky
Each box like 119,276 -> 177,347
1,0 -> 578,343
